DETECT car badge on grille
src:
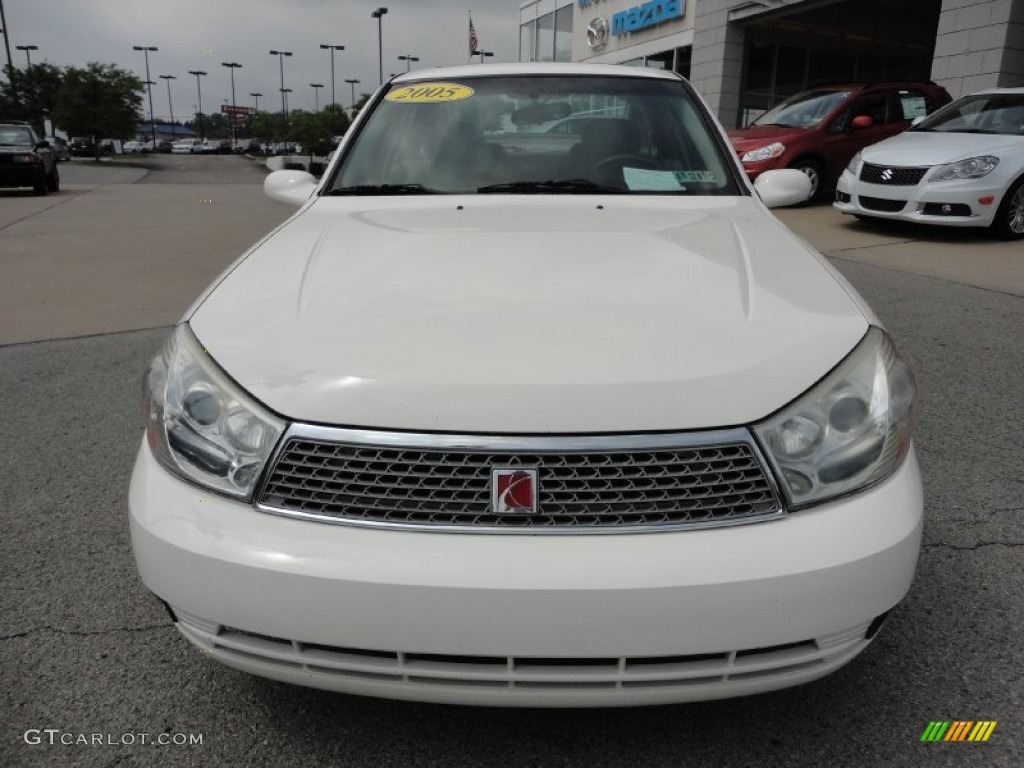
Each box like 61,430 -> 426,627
881,168 -> 893,181
492,469 -> 539,514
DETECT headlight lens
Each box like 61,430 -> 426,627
741,142 -> 785,163
144,324 -> 285,498
754,327 -> 916,508
845,152 -> 862,175
931,155 -> 999,181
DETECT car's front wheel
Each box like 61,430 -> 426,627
991,177 -> 1024,240
789,158 -> 824,203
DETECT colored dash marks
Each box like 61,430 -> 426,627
920,721 -> 997,742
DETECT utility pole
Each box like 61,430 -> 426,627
319,44 -> 344,107
371,7 -> 388,85
188,70 -> 207,142
133,45 -> 159,148
159,74 -> 176,139
0,0 -> 14,82
222,62 -> 242,144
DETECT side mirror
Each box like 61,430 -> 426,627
754,168 -> 812,208
850,115 -> 874,130
264,170 -> 318,206
35,140 -> 51,150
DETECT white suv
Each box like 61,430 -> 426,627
130,63 -> 922,708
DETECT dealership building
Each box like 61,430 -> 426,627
519,0 -> 1024,126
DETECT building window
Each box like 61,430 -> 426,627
554,5 -> 573,62
520,20 -> 536,62
537,13 -> 555,62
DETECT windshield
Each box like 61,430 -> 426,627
329,75 -> 740,195
913,93 -> 1024,135
751,90 -> 850,129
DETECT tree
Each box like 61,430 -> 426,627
351,92 -> 372,121
320,103 -> 351,138
52,63 -> 143,159
289,110 -> 334,158
0,63 -> 64,135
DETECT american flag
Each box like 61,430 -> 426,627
469,15 -> 479,57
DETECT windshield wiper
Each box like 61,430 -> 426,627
477,179 -> 627,194
328,183 -> 439,196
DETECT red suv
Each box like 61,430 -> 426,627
729,82 -> 951,201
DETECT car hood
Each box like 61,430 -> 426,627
728,125 -> 805,151
189,197 -> 868,433
862,131 -> 1024,165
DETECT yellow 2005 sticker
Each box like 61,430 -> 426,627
386,83 -> 474,103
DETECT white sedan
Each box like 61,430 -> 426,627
835,87 -> 1024,238
130,63 -> 922,708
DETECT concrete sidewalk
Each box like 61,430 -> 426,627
776,204 -> 1024,298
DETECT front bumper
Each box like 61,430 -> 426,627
834,169 -> 1002,227
130,439 -> 923,707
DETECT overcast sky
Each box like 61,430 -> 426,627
3,0 -> 519,118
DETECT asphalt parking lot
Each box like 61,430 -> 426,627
1,155 -> 1021,767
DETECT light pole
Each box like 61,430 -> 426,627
398,54 -> 419,72
319,44 -> 344,107
269,50 -> 292,119
345,78 -> 360,113
133,45 -> 158,148
15,43 -> 36,68
371,7 -> 388,85
250,92 -> 261,112
188,70 -> 206,142
222,62 -> 242,144
310,83 -> 323,112
281,87 -> 293,141
474,49 -> 494,64
159,74 -> 176,140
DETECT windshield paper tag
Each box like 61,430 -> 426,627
386,83 -> 474,103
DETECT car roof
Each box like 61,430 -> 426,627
391,62 -> 683,83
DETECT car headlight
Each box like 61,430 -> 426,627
754,327 -> 916,508
741,142 -> 785,163
845,151 -> 861,175
144,324 -> 285,499
931,155 -> 999,181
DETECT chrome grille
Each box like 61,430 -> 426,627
859,164 -> 928,186
257,428 -> 782,532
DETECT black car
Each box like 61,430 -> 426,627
0,121 -> 59,195
70,137 -> 113,157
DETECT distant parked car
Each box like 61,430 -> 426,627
836,87 -> 1024,239
730,82 -> 951,200
70,137 -> 112,157
123,140 -> 150,154
50,136 -> 71,162
171,139 -> 203,154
